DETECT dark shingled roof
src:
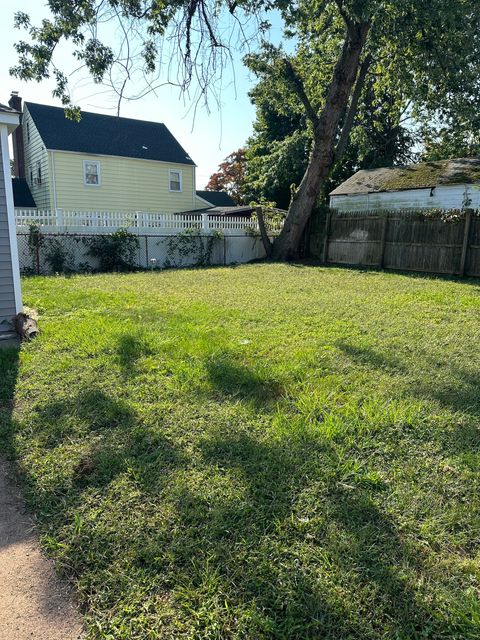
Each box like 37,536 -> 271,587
12,178 -> 36,208
330,157 -> 480,196
25,102 -> 196,166
196,190 -> 236,207
0,102 -> 18,113
179,205 -> 254,217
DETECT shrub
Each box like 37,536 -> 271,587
44,238 -> 73,273
84,229 -> 139,272
165,228 -> 223,267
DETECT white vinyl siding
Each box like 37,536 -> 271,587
51,151 -> 195,213
23,105 -> 50,208
0,130 -> 17,331
330,184 -> 480,213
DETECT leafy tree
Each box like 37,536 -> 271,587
11,0 -> 480,260
243,60 -> 417,210
205,149 -> 247,204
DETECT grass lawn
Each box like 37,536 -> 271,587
1,263 -> 480,639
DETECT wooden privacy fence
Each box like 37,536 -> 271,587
323,208 -> 480,277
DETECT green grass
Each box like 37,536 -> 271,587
1,264 -> 480,639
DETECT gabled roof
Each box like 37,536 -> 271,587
330,157 -> 480,196
12,178 -> 36,208
0,102 -> 18,114
25,102 -> 196,166
196,190 -> 236,207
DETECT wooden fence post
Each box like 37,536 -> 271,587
459,209 -> 473,277
379,215 -> 389,269
322,209 -> 332,264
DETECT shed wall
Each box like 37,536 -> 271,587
330,184 -> 480,212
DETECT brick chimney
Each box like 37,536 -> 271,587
8,92 -> 25,179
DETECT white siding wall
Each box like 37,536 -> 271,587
50,150 -> 197,213
0,124 -> 21,331
330,184 -> 480,212
22,105 -> 51,209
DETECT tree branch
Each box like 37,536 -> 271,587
282,58 -> 319,128
334,53 -> 372,163
256,206 -> 273,258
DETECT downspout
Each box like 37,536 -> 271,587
51,151 -> 57,210
193,165 -> 196,210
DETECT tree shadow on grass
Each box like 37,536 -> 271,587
204,351 -> 284,408
0,343 -> 20,458
11,385 -> 184,519
116,332 -> 155,378
336,340 -> 407,374
337,342 -> 480,430
155,428 -> 457,639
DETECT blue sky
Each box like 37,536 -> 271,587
0,1 -> 286,187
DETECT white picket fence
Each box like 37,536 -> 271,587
14,208 -> 284,235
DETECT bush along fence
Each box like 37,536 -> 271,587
15,208 -> 283,274
17,227 -> 272,275
311,208 -> 480,277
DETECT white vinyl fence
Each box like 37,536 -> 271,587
15,209 -> 283,274
15,209 -> 283,235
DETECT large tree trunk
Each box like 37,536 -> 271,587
272,26 -> 370,261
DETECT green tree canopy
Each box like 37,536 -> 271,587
11,0 -> 480,259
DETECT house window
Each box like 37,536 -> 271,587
169,170 -> 182,192
26,121 -> 30,143
36,160 -> 42,185
29,166 -> 33,185
83,160 -> 101,186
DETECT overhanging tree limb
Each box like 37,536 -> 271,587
282,58 -> 319,128
334,53 -> 372,163
272,21 -> 371,260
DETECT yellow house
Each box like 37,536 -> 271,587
10,96 -> 199,214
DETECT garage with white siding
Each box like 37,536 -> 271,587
330,158 -> 480,212
0,103 -> 22,335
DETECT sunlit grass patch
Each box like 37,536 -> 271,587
1,264 -> 479,639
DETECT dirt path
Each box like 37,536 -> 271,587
0,459 -> 84,640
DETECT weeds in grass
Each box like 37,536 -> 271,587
1,264 -> 479,638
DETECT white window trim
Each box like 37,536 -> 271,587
169,169 -> 183,192
83,160 -> 101,187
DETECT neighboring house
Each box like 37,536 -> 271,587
330,158 -> 480,212
0,103 -> 22,335
186,191 -> 254,218
195,190 -> 236,209
12,178 -> 36,208
8,93 -> 199,213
